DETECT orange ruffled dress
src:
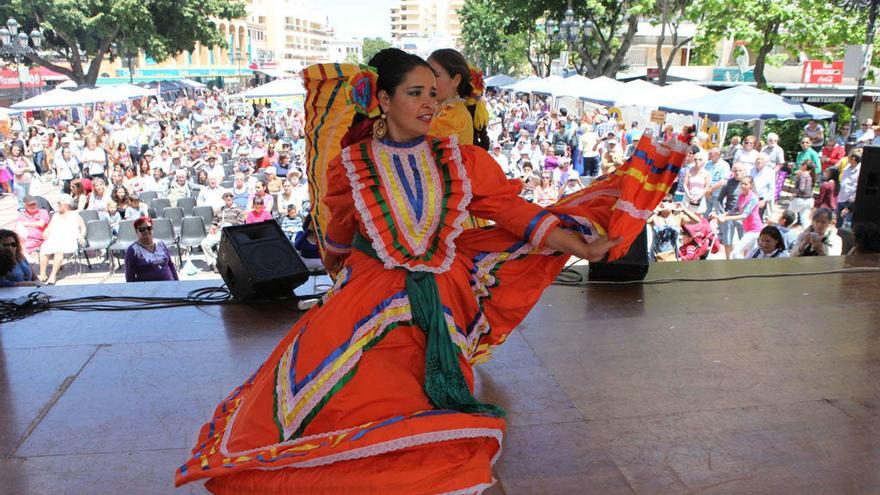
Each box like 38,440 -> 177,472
176,134 -> 686,494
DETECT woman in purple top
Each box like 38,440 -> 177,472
124,217 -> 179,282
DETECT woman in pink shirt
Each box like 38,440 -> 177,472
16,197 -> 50,257
245,196 -> 273,224
724,176 -> 764,258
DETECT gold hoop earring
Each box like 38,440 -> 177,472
372,113 -> 387,139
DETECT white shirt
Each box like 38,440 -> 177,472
838,163 -> 860,204
197,185 -> 227,210
79,147 -> 107,177
751,165 -> 776,201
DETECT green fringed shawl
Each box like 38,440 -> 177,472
352,232 -> 504,417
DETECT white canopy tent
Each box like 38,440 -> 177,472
657,81 -> 716,105
503,75 -> 541,93
552,74 -> 592,98
11,88 -> 83,110
94,84 -> 156,102
578,76 -> 626,106
180,78 -> 208,90
242,78 -> 306,99
614,79 -> 665,108
529,75 -> 566,96
659,85 -> 835,122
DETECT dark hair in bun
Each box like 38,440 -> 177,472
427,48 -> 472,99
343,49 -> 432,146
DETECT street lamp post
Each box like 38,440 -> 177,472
112,42 -> 136,84
535,0 -> 592,75
0,18 -> 43,102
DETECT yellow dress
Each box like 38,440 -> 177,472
431,97 -> 489,228
430,98 -> 473,146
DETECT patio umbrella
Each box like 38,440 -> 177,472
658,85 -> 834,122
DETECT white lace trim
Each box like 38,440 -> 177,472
529,213 -> 560,249
272,294 -> 412,441
441,480 -> 497,495
371,139 -> 443,257
614,199 -> 653,220
241,427 -> 504,471
341,137 -> 473,274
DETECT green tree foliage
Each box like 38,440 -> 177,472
362,37 -> 392,64
693,0 -> 868,88
458,0 -> 528,75
650,0 -> 704,86
483,0 -> 657,77
1,0 -> 245,86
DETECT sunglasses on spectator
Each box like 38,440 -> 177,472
2,242 -> 18,247
137,226 -> 152,233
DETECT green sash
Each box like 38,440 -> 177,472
352,232 -> 504,417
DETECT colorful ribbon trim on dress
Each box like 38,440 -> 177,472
352,232 -> 504,418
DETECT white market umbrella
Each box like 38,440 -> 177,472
578,76 -> 626,106
11,88 -> 82,110
242,78 -> 306,99
659,85 -> 834,122
504,75 -> 541,92
657,81 -> 716,105
553,74 -> 592,98
530,75 -> 566,96
614,79 -> 664,107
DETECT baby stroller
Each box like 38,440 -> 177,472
679,218 -> 720,261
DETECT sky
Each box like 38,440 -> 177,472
322,0 -> 398,40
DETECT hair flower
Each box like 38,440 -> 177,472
347,65 -> 381,118
468,64 -> 485,97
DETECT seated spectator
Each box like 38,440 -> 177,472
265,167 -> 283,194
774,209 -> 801,252
814,166 -> 839,212
281,204 -> 304,241
124,216 -> 179,282
166,170 -> 194,205
245,196 -> 273,224
0,229 -> 40,287
721,176 -> 764,258
747,225 -> 789,258
534,171 -> 559,207
294,215 -> 324,272
101,201 -> 123,234
87,178 -> 110,213
201,192 -> 245,271
648,196 -> 681,261
123,194 -> 148,221
789,158 -> 816,227
560,175 -> 583,196
16,196 -> 50,259
247,180 -> 274,213
678,218 -> 719,261
70,179 -> 90,210
38,194 -> 86,284
197,176 -> 226,211
792,207 -> 842,256
204,155 -> 225,181
143,167 -> 168,194
276,153 -> 292,176
231,172 -> 250,209
111,185 -> 130,212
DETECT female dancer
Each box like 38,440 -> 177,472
427,48 -> 490,150
176,49 -> 685,494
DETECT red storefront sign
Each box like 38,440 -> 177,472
801,60 -> 844,84
0,69 -> 45,89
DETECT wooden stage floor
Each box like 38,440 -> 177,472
1,255 -> 879,494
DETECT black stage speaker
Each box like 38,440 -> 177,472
217,221 -> 309,300
588,226 -> 649,282
852,145 -> 880,227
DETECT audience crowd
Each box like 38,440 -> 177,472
1,88 -> 879,286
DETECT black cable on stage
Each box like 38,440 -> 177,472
552,264 -> 880,287
0,284 -> 328,324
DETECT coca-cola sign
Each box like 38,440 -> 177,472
0,69 -> 44,89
